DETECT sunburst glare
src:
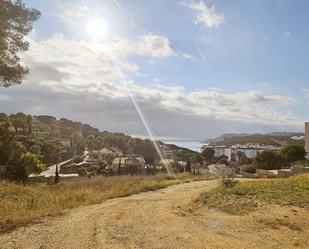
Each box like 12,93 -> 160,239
86,16 -> 108,41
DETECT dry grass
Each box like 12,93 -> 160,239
196,174 -> 309,215
0,173 -> 209,233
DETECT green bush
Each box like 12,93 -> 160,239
6,152 -> 45,182
281,144 -> 306,164
254,150 -> 285,170
73,156 -> 84,164
242,164 -> 256,174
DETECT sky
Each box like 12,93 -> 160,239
0,0 -> 309,140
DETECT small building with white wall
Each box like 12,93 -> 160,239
212,146 -> 232,161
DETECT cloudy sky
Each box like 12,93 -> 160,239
1,0 -> 309,140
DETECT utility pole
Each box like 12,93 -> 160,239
54,163 -> 59,184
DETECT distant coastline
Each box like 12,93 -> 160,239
161,140 -> 207,152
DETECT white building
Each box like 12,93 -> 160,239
231,147 -> 262,159
211,146 -> 232,161
305,122 -> 309,153
205,144 -> 281,162
91,148 -> 114,160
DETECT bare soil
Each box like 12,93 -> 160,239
1,180 -> 308,249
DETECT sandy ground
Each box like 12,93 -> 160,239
1,180 -> 308,249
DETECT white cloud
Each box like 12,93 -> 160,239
47,1 -> 90,25
43,2 -> 189,58
110,34 -> 187,59
21,33 -> 186,92
130,86 -> 300,126
182,1 -> 225,28
137,34 -> 175,58
21,35 -> 138,93
16,35 -> 301,128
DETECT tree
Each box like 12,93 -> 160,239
201,148 -> 215,163
0,113 -> 8,122
54,164 -> 59,184
0,0 -> 40,87
6,152 -> 45,182
254,150 -> 285,170
86,135 -> 95,159
26,115 -> 32,135
170,161 -> 182,173
190,154 -> 203,165
11,117 -> 27,131
101,153 -> 115,166
281,144 -> 306,165
95,136 -> 104,152
41,141 -> 61,164
70,132 -> 84,157
117,157 -> 121,175
242,164 -> 256,174
0,122 -> 18,165
236,151 -> 246,165
144,155 -> 155,165
186,159 -> 192,173
29,144 -> 41,155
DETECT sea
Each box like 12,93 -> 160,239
162,140 -> 207,152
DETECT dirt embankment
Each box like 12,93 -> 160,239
1,180 -> 308,249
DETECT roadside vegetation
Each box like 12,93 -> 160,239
196,174 -> 309,215
241,144 -> 306,173
0,173 -> 210,233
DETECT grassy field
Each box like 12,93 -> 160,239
0,173 -> 209,233
196,174 -> 309,215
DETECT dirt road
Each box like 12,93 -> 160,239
1,180 -> 308,249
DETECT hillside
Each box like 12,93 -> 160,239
0,113 -> 194,166
204,132 -> 305,146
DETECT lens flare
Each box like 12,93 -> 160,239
104,51 -> 175,177
86,16 -> 108,41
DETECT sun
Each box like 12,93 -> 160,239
86,16 -> 108,41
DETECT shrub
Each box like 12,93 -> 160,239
254,150 -> 285,170
77,167 -> 87,176
6,152 -> 45,182
281,144 -> 306,164
73,156 -> 84,164
221,176 -> 237,188
170,161 -> 183,173
242,164 -> 256,174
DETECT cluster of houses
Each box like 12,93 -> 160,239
202,144 -> 280,162
207,122 -> 309,179
254,122 -> 309,179
202,123 -> 309,165
33,122 -> 309,182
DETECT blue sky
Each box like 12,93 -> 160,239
1,0 -> 308,139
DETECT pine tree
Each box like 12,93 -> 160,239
117,157 -> 121,175
0,0 -> 40,86
186,160 -> 191,173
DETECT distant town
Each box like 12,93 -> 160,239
1,113 -> 308,183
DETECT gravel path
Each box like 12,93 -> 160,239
1,179 -> 308,249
